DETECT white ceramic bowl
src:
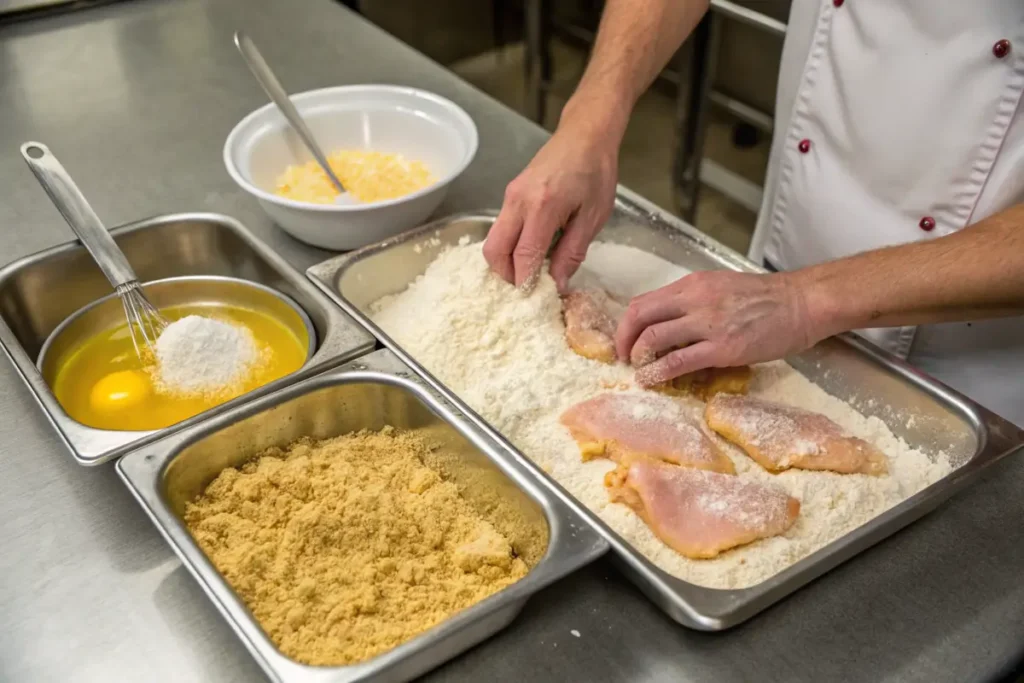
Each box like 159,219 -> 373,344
224,85 -> 478,250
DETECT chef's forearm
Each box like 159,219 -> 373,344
559,0 -> 709,143
794,203 -> 1024,340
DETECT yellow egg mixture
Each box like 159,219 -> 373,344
274,149 -> 434,204
51,303 -> 308,431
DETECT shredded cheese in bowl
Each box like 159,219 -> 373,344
274,150 -> 434,204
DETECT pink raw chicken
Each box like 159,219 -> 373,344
562,288 -> 625,364
560,392 -> 736,475
605,459 -> 800,559
705,394 -> 889,476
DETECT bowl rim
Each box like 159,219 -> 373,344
36,274 -> 317,374
223,84 -> 479,213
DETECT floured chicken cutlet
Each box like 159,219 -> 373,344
605,459 -> 800,559
705,394 -> 889,476
650,365 -> 753,401
562,288 -> 625,364
560,392 -> 735,474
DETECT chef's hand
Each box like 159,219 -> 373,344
616,270 -> 821,385
483,124 -> 618,292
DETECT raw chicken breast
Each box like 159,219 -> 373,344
605,459 -> 800,559
650,365 -> 753,401
562,288 -> 625,364
705,394 -> 889,476
560,392 -> 736,474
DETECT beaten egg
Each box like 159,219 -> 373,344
274,149 -> 434,204
50,302 -> 308,431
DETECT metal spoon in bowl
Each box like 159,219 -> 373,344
234,31 -> 354,206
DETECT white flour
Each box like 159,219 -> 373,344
154,315 -> 259,397
371,241 -> 953,589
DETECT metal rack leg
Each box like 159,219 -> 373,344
673,12 -> 722,225
493,0 -> 506,50
524,0 -> 551,124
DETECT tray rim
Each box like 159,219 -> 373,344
305,204 -> 1024,630
116,347 -> 609,683
0,211 -> 375,466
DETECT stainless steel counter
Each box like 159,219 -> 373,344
0,1 -> 1022,681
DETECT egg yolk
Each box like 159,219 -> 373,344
51,303 -> 308,431
89,370 -> 151,415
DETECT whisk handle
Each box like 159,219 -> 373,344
20,142 -> 137,288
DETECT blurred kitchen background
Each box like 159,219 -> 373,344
0,0 -> 789,254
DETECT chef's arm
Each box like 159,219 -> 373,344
560,0 -> 710,137
618,205 -> 1024,386
483,0 -> 710,290
799,203 -> 1024,338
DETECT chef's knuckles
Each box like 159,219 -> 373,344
504,177 -> 556,213
617,269 -> 822,386
618,270 -> 749,357
486,117 -> 621,291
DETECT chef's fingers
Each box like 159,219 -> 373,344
482,200 -> 526,284
513,205 -> 564,291
614,290 -> 688,362
549,212 -> 597,293
634,341 -> 718,387
627,315 -> 707,367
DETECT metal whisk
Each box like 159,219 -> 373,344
114,282 -> 167,356
21,142 -> 168,358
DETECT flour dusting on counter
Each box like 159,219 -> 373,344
371,240 -> 953,589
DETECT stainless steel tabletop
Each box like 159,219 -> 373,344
1,1 -> 1023,681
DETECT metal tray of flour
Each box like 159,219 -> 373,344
306,191 -> 1024,630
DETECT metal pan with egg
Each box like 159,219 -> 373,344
37,275 -> 316,431
0,212 -> 374,465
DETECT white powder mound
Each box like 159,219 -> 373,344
154,315 -> 259,397
370,241 -> 954,589
624,393 -> 687,423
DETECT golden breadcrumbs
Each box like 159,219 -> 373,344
183,427 -> 531,666
274,150 -> 433,204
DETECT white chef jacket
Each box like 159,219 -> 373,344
748,0 -> 1024,426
